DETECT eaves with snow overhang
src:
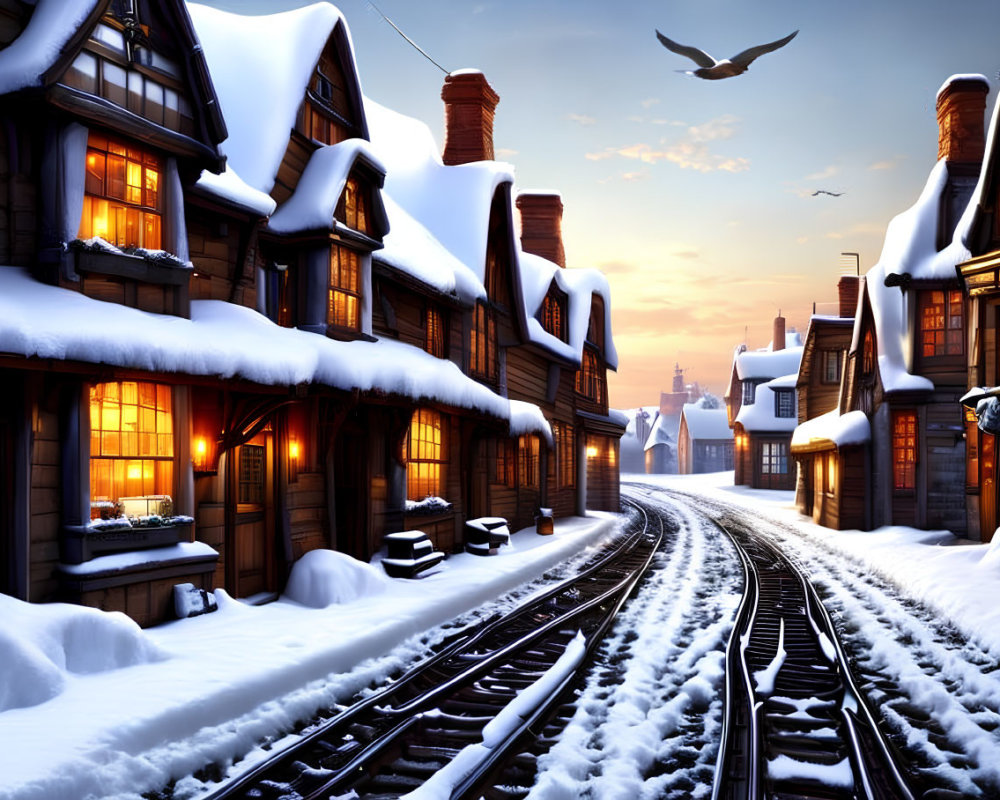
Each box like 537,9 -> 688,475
735,373 -> 800,434
790,410 -> 871,455
681,404 -> 733,442
796,315 -> 854,391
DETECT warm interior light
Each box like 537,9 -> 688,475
195,437 -> 207,457
586,445 -> 599,458
289,441 -> 300,460
127,462 -> 142,481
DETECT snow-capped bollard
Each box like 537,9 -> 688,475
464,517 -> 510,555
535,507 -> 554,535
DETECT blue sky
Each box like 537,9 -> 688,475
199,0 -> 1000,406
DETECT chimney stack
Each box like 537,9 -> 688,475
772,312 -> 786,352
516,192 -> 565,267
441,70 -> 499,166
936,75 -> 989,164
838,275 -> 860,318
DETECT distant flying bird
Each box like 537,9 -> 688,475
812,190 -> 843,197
655,29 -> 798,80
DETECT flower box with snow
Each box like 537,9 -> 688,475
63,515 -> 195,564
69,238 -> 192,286
404,496 -> 453,516
381,530 -> 445,578
464,516 -> 510,556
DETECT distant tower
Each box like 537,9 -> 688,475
672,362 -> 685,394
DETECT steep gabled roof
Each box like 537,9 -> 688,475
681,404 -> 732,441
736,373 -> 799,433
736,346 -> 803,382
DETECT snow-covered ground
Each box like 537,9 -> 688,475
625,471 -> 1000,797
0,515 -> 619,800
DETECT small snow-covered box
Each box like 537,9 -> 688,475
464,517 -> 510,556
381,531 -> 445,578
535,507 -> 554,536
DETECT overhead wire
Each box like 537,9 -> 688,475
364,1 -> 449,75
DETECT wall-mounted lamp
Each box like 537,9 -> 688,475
289,440 -> 300,461
586,445 -> 599,459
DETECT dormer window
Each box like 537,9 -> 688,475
540,286 -> 567,342
425,306 -> 446,358
301,47 -> 356,146
80,134 -> 161,250
336,176 -> 369,235
576,346 -> 605,404
774,389 -> 795,418
470,301 -> 498,382
862,329 -> 876,377
742,381 -> 756,406
328,245 -> 360,331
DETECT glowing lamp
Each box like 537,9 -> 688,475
193,437 -> 208,471
289,440 -> 300,461
586,445 -> 599,459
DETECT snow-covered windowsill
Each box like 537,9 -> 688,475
62,516 -> 194,564
67,238 -> 192,287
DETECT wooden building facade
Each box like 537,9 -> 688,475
0,1 -> 623,625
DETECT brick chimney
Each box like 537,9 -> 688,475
516,192 -> 565,267
772,312 -> 786,352
936,75 -> 989,163
441,70 -> 499,166
838,275 -> 859,318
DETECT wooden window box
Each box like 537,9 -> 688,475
61,518 -> 194,564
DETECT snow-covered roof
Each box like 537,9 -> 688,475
936,73 -> 990,102
681,404 -> 733,442
0,268 -> 540,427
364,96 -> 511,304
791,409 -> 871,451
643,413 -> 679,451
735,346 -> 803,382
735,374 -> 798,433
518,251 -> 619,369
0,0 -> 99,95
268,139 -> 387,235
188,3 -> 362,201
509,399 -> 553,446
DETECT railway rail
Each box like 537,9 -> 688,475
713,518 -> 915,800
199,498 -> 661,800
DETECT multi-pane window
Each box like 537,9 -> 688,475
920,290 -> 964,358
89,381 -> 173,518
822,350 -> 842,384
406,409 -> 444,500
470,301 -> 498,382
541,290 -> 567,342
761,442 -> 787,475
80,134 -> 161,249
328,246 -> 361,331
518,435 -> 540,489
238,444 -> 266,506
774,390 -> 795,418
576,347 -> 605,403
425,307 -> 445,358
493,439 -> 516,487
554,421 -> 576,489
338,176 -> 369,234
892,410 -> 917,491
742,380 -> 756,406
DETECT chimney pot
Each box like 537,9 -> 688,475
516,192 -> 565,267
773,314 -> 786,352
936,75 -> 989,163
441,70 -> 499,166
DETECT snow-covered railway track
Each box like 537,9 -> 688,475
715,517 -> 914,799
197,501 -> 660,800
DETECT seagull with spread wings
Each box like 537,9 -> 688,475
655,29 -> 798,80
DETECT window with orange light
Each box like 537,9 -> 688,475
337,176 -> 369,235
79,134 -> 161,250
89,381 -> 173,519
470,301 -> 498,382
425,306 -> 445,358
919,290 -> 964,358
576,346 -> 605,404
541,289 -> 567,342
328,246 -> 361,331
554,421 -> 576,489
518,435 -> 540,489
892,410 -> 917,491
406,409 -> 445,500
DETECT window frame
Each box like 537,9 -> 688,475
760,441 -> 788,475
821,349 -> 842,384
575,346 -> 605,404
774,389 -> 795,419
328,245 -> 361,332
554,421 -> 576,489
892,409 -> 917,492
405,409 -> 446,501
518,435 -> 540,490
425,305 -> 446,358
918,289 -> 964,360
541,287 -> 568,342
470,300 -> 498,383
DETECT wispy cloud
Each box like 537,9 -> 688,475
567,113 -> 596,126
585,115 -> 749,173
806,165 -> 839,181
672,249 -> 700,260
641,98 -> 661,110
869,156 -> 904,171
622,171 -> 647,182
495,147 -> 519,158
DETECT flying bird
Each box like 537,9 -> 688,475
655,29 -> 798,80
812,190 -> 844,197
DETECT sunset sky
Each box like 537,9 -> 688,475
204,0 -> 1000,408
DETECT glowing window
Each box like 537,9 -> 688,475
406,409 -> 445,500
920,290 -> 964,358
862,329 -> 876,376
541,289 -> 567,342
89,381 -> 173,518
892,410 -> 917,491
470,301 -> 498,382
79,134 -> 161,250
337,176 -> 369,234
576,347 -> 604,403
554,421 -> 576,489
328,246 -> 361,331
518,435 -> 540,489
425,307 -> 445,358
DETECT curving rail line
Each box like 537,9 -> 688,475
198,498 -> 660,800
713,518 -> 915,800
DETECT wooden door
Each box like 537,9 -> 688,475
234,431 -> 274,598
334,413 -> 368,560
